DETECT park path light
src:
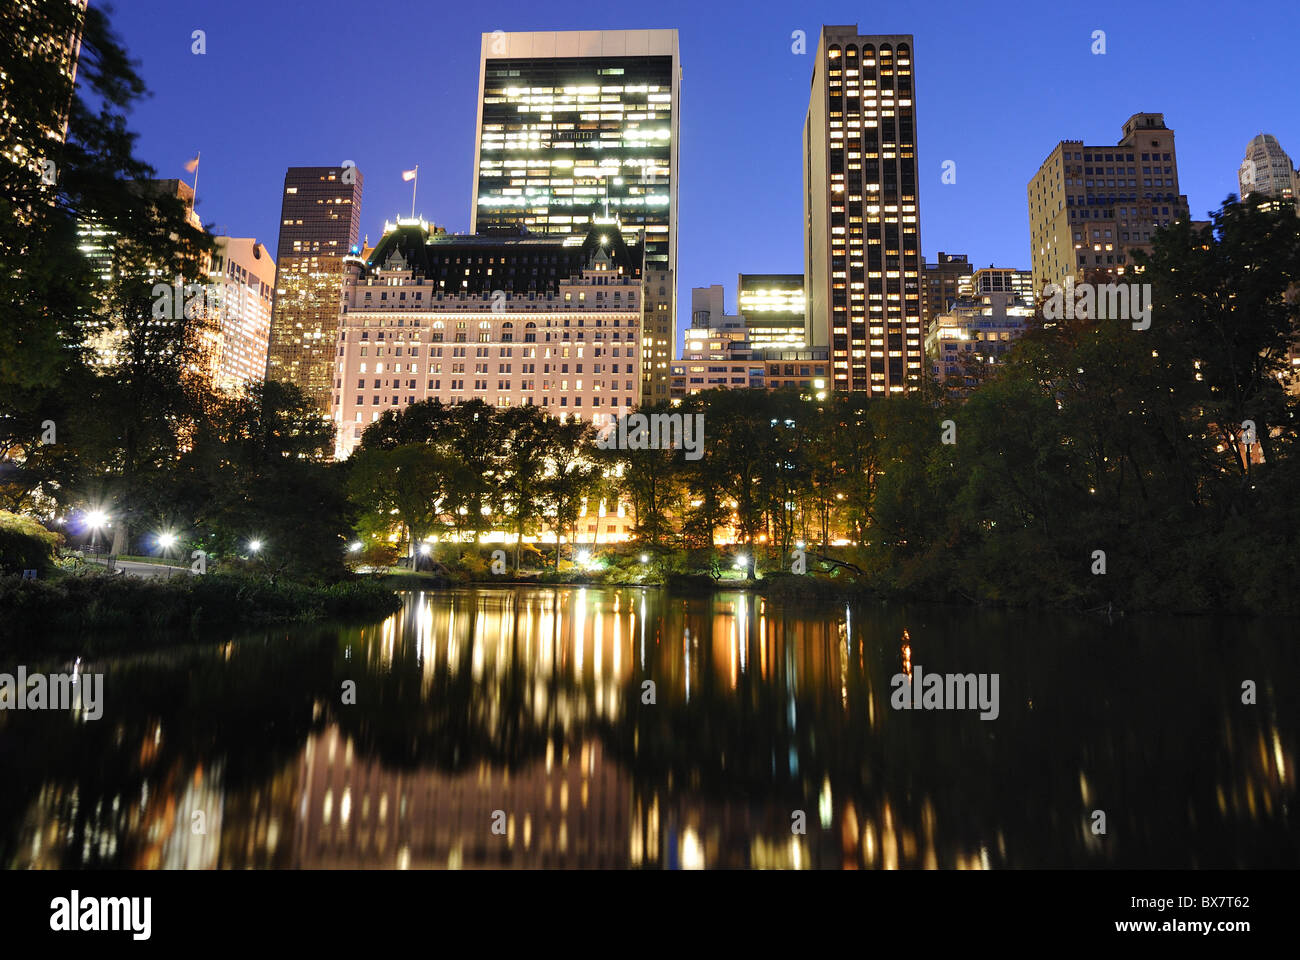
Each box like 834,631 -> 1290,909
157,531 -> 178,551
348,541 -> 363,553
248,539 -> 263,554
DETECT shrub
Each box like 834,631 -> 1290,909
0,512 -> 59,576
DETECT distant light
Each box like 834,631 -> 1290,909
418,543 -> 431,556
348,541 -> 363,553
577,550 -> 591,566
248,539 -> 263,553
157,532 -> 178,549
86,510 -> 108,528
640,554 -> 649,564
735,555 -> 748,569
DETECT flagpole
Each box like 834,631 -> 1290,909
191,152 -> 200,213
410,164 -> 418,219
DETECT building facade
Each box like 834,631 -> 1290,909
207,237 -> 275,392
962,265 -> 1034,307
1238,133 -> 1299,212
921,252 -> 970,331
470,30 -> 680,405
266,165 -> 364,412
1028,113 -> 1189,295
804,27 -> 922,395
331,220 -> 643,459
737,274 -> 807,348
925,290 -> 1032,390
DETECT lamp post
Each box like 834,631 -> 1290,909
86,510 -> 108,562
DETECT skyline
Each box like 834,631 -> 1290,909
107,0 -> 1300,352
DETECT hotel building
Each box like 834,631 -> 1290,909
471,29 -> 680,405
1028,113 -> 1189,295
266,165 -> 364,413
331,219 -> 643,460
804,27 -> 923,395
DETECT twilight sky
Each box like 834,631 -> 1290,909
105,0 -> 1298,349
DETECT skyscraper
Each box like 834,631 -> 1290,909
470,29 -> 680,405
1238,133 -> 1299,210
266,165 -> 364,412
804,27 -> 922,395
1028,113 -> 1189,295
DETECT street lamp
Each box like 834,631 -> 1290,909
157,531 -> 178,559
248,539 -> 263,556
348,541 -> 363,553
86,510 -> 109,560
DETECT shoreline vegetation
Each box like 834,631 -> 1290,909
0,534 -> 1284,659
0,568 -> 401,652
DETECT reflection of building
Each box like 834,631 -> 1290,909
1029,113 -> 1190,294
804,27 -> 923,394
330,219 -> 643,461
470,30 -> 681,407
266,165 -> 364,413
293,727 -> 632,868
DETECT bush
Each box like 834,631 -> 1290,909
0,512 -> 59,576
0,571 -> 401,649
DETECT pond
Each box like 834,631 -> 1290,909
1,586 -> 1294,868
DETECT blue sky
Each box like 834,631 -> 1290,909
105,0 -> 1298,348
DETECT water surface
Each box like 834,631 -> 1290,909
1,586 -> 1294,868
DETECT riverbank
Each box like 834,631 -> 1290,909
0,571 -> 402,652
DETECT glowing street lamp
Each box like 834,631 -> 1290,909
248,539 -> 263,555
157,531 -> 178,557
640,554 -> 649,564
348,541 -> 363,553
86,510 -> 109,559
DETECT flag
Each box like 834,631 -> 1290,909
184,154 -> 200,173
402,167 -> 417,182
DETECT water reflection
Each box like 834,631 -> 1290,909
1,587 -> 1295,869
